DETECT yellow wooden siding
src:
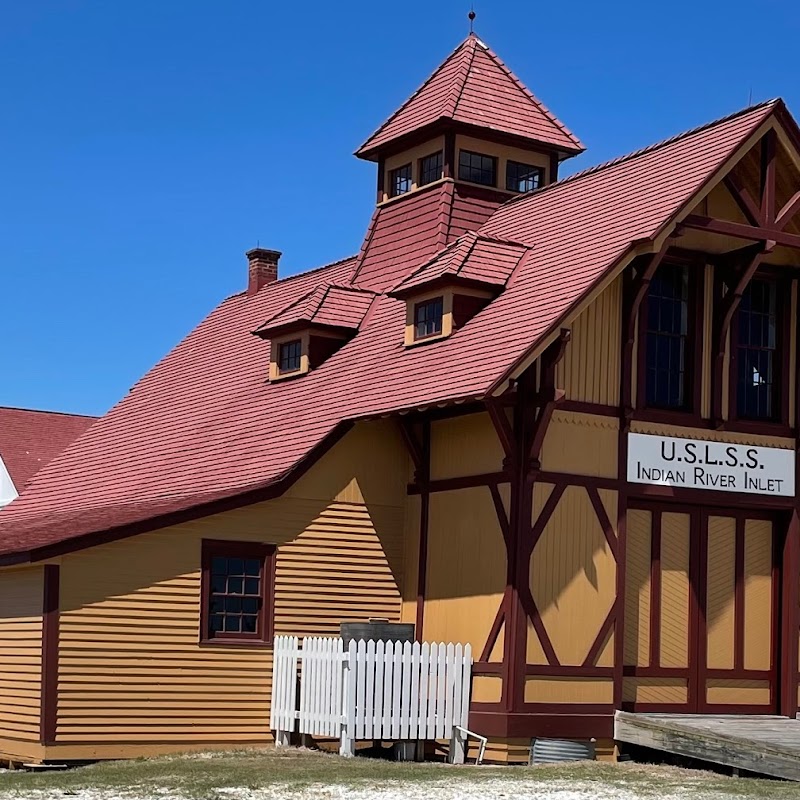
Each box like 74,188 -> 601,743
743,519 -> 772,672
429,412 -> 505,481
622,679 -> 687,705
54,420 -> 407,751
707,680 -> 770,706
706,516 -> 736,671
524,677 -> 613,704
0,567 -> 43,747
659,513 -> 690,669
540,412 -> 618,478
530,485 -> 617,668
556,276 -> 621,406
423,487 -> 506,650
624,510 -> 651,667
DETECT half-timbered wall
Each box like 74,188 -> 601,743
0,567 -> 44,760
41,420 -> 407,761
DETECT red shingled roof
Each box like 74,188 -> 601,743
390,231 -> 529,296
254,283 -> 376,336
0,407 -> 96,492
353,181 -> 510,293
0,100 -> 784,561
357,34 -> 583,159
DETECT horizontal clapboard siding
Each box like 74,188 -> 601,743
0,567 -> 43,744
54,420 -> 406,753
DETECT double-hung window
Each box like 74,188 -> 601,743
735,278 -> 779,421
644,263 -> 691,410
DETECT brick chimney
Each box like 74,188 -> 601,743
246,248 -> 281,295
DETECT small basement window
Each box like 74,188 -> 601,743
506,161 -> 544,193
419,151 -> 443,186
201,540 -> 275,644
458,150 -> 496,187
414,297 -> 444,340
389,163 -> 412,197
278,339 -> 302,373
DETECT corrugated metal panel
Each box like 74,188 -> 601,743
531,738 -> 595,764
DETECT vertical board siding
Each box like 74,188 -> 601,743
0,568 -> 43,743
429,412 -> 505,481
53,421 -> 406,752
530,486 -> 617,669
743,520 -> 772,672
706,516 -> 736,671
659,513 -> 690,669
624,510 -> 652,667
557,276 -> 621,405
540,413 -> 618,478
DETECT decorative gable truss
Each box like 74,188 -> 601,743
253,284 -> 376,380
389,232 -> 530,346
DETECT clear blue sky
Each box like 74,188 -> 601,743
2,1 -> 798,416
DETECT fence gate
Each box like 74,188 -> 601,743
269,636 -> 472,762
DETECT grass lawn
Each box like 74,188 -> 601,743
0,747 -> 800,799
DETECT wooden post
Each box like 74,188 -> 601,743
340,640 -> 357,757
449,727 -> 466,764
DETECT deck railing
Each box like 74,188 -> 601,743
270,636 -> 473,762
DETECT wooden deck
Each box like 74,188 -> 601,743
615,711 -> 800,781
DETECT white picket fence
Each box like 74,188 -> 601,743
269,636 -> 473,761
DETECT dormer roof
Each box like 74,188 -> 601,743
390,231 -> 530,298
254,283 -> 376,338
356,33 -> 584,160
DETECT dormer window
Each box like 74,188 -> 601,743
458,150 -> 497,187
414,297 -> 444,340
254,283 -> 376,381
506,161 -> 544,193
278,339 -> 302,374
419,152 -> 443,186
390,163 -> 412,197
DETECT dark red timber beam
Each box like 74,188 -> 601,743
711,244 -> 767,426
40,564 -> 60,746
398,418 -> 430,641
621,244 -> 670,416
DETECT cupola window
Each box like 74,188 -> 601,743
414,297 -> 444,340
419,151 -> 443,186
389,163 -> 412,197
458,150 -> 497,187
506,160 -> 544,193
278,339 -> 302,374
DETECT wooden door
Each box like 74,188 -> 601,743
700,511 -> 777,712
623,504 -> 778,713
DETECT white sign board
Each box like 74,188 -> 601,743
627,433 -> 795,497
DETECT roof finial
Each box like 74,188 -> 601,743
468,7 -> 476,33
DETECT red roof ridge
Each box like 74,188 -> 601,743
444,34 -> 478,120
502,98 -> 782,212
355,37 -> 473,156
472,37 -> 584,152
0,406 -> 97,420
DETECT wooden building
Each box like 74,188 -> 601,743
2,31 -> 800,765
